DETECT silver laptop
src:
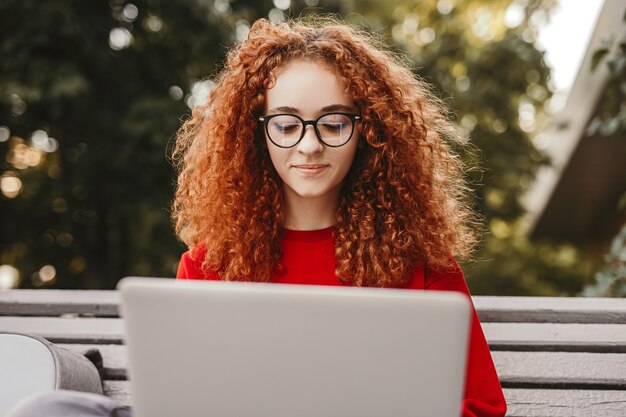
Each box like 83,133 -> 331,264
118,277 -> 471,417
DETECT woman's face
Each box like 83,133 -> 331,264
263,60 -> 360,208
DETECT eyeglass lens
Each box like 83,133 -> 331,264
267,114 -> 353,147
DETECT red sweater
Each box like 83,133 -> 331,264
176,227 -> 507,417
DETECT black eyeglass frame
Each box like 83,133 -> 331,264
258,112 -> 361,148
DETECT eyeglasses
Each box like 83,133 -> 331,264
258,112 -> 361,148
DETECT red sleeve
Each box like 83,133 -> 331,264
426,261 -> 507,417
176,244 -> 220,280
175,251 -> 193,280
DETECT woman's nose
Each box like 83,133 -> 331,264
296,125 -> 324,154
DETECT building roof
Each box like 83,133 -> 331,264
522,0 -> 626,243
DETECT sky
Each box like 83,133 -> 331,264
536,0 -> 605,93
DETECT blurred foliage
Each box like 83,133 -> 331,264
587,12 -> 626,138
366,0 -> 589,295
0,0 -> 590,293
583,11 -> 626,297
584,219 -> 626,297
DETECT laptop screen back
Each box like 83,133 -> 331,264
119,277 -> 471,417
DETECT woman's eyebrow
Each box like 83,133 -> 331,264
321,104 -> 355,113
267,106 -> 299,114
267,104 -> 356,115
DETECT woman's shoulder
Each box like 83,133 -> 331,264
403,257 -> 467,291
176,241 -> 220,280
423,258 -> 470,295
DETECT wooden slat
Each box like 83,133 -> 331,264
3,290 -> 626,324
102,382 -> 626,417
474,296 -> 626,324
0,290 -> 120,317
3,317 -> 626,351
493,351 -> 626,389
0,317 -> 124,344
504,388 -> 626,417
59,344 -> 626,389
484,322 -> 626,353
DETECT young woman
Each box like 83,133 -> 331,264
173,17 -> 506,417
7,17 -> 506,417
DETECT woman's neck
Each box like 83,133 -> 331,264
282,189 -> 339,231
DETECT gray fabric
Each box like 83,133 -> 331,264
49,341 -> 103,394
0,332 -> 103,395
6,390 -> 132,417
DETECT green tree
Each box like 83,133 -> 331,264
340,0 -> 589,294
1,0 -> 589,293
0,0 -> 343,289
1,0 -> 245,288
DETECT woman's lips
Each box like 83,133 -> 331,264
292,164 -> 329,176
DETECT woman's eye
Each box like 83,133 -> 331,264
320,122 -> 346,131
273,123 -> 299,133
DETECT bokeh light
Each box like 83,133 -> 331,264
186,80 -> 215,109
273,0 -> 290,11
504,2 -> 525,29
518,100 -> 537,132
419,27 -> 436,44
7,139 -> 45,169
32,264 -> 57,286
0,265 -> 20,289
69,257 -> 87,275
57,233 -> 74,248
403,14 -> 419,34
122,3 -> 139,22
0,126 -> 10,142
31,130 -> 59,153
39,265 -> 56,283
1,172 -> 22,198
268,8 -> 285,23
437,0 -> 454,15
490,218 -> 512,239
51,198 -> 68,213
214,0 -> 231,15
472,8 -> 494,41
144,15 -> 162,32
235,20 -> 250,42
10,94 -> 26,116
169,85 -> 184,101
455,75 -> 471,92
109,27 -> 133,50
460,114 -> 477,132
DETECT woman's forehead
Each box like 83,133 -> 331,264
265,60 -> 354,115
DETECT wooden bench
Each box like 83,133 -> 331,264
1,289 -> 625,417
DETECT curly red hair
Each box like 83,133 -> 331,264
172,17 -> 477,287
